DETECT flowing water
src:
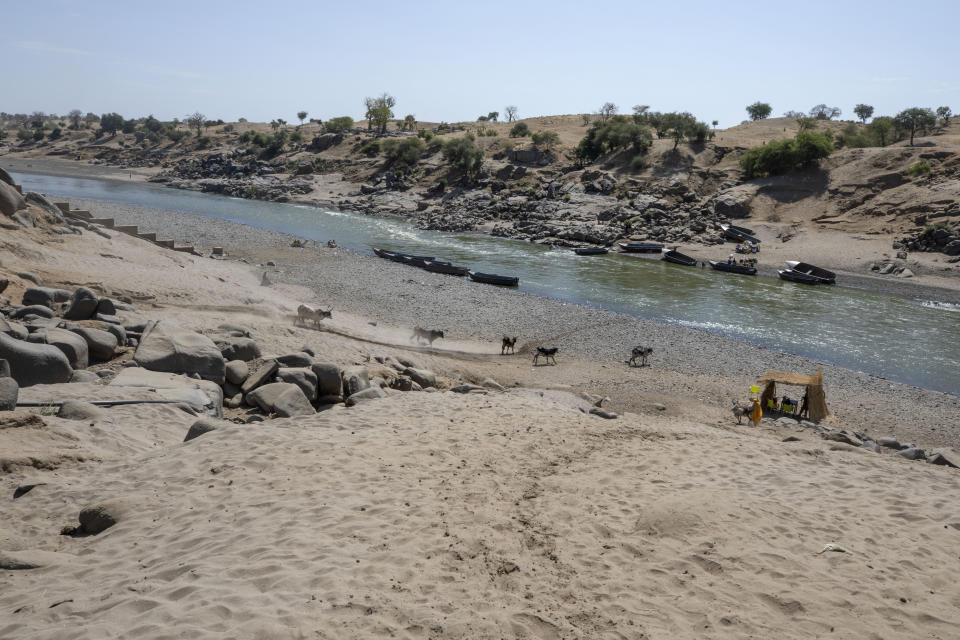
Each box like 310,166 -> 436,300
12,171 -> 960,395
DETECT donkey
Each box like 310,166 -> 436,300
629,345 -> 654,367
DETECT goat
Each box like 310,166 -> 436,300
533,346 -> 558,365
296,304 -> 332,328
501,336 -> 518,355
731,400 -> 749,425
629,345 -> 653,367
411,327 -> 444,345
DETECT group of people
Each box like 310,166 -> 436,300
727,254 -> 758,266
765,391 -> 810,419
735,242 -> 759,254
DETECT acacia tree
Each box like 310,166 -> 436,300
870,117 -> 893,146
598,102 -> 618,121
895,107 -> 936,146
297,110 -> 308,125
364,93 -> 396,135
99,112 -> 124,136
185,112 -> 206,137
68,109 -> 83,130
936,106 -> 952,125
402,114 -> 416,131
809,104 -> 841,120
746,102 -> 772,120
487,111 -> 498,122
504,105 -> 518,122
853,104 -> 874,124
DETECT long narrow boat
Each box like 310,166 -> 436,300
661,248 -> 698,267
785,260 -> 836,284
372,247 -> 435,263
421,260 -> 470,276
468,271 -> 519,287
709,260 -> 757,275
573,247 -> 609,256
720,223 -> 761,244
618,242 -> 665,253
778,269 -> 820,285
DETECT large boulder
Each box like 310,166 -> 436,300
110,368 -> 223,417
310,362 -> 342,397
0,166 -> 14,186
345,386 -> 387,406
10,305 -> 56,320
404,367 -> 437,389
275,367 -> 318,402
712,184 -> 758,219
78,500 -> 130,535
247,382 -> 315,417
28,328 -> 89,370
134,322 -> 226,384
0,332 -> 73,386
275,352 -> 313,368
0,317 -> 29,341
225,360 -> 249,385
216,337 -> 261,362
0,180 -> 26,217
63,287 -> 100,320
341,366 -> 370,397
183,417 -> 232,442
22,287 -> 71,309
69,327 -> 118,361
57,400 -> 107,422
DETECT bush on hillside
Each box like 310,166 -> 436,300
360,140 -> 381,157
442,135 -> 483,177
739,130 -> 834,178
509,122 -> 531,137
531,131 -> 559,148
904,161 -> 931,176
381,137 -> 426,171
574,116 -> 652,164
325,116 -> 354,133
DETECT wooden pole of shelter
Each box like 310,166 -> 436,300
806,368 -> 829,421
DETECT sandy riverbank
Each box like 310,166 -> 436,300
2,205 -> 959,639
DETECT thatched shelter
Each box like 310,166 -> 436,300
756,368 -> 829,421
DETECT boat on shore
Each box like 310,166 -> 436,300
373,247 -> 435,263
618,242 -> 664,253
468,271 -> 519,287
721,223 -> 761,244
661,248 -> 698,267
779,269 -> 821,284
785,260 -> 836,284
709,260 -> 758,275
420,260 -> 470,276
573,247 -> 609,256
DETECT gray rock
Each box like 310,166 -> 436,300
404,367 -> 436,389
69,327 -> 118,361
247,382 -> 315,417
96,298 -> 116,316
341,365 -> 370,397
823,430 -> 863,447
275,367 -> 318,402
222,380 -> 241,398
0,180 -> 26,217
0,317 -> 29,340
22,287 -> 71,308
104,323 -> 126,346
482,378 -> 505,391
110,368 -> 223,417
10,305 -> 56,320
70,370 -> 100,383
275,352 -> 314,368
310,362 -> 342,397
23,191 -> 66,222
895,447 -> 926,460
0,376 -> 18,411
225,360 -> 249,385
28,328 -> 89,370
78,500 -> 130,535
712,184 -> 758,218
0,278 -> 7,294
451,384 -> 486,394
0,359 -> 8,378
391,375 -> 416,391
57,400 -> 106,422
927,448 -> 960,469
183,417 -> 232,442
860,440 -> 881,453
589,407 -> 618,419
224,394 -> 243,409
135,322 -> 226,384
217,337 -> 261,361
877,437 -> 901,449
344,386 -> 387,406
241,360 -> 279,395
11,209 -> 34,227
63,287 -> 100,320
0,166 -> 14,186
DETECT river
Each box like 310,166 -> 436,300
11,171 -> 960,395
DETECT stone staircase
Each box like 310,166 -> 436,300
55,202 -> 199,254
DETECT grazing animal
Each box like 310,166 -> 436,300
501,336 -> 518,355
629,345 -> 653,367
533,346 -> 558,365
731,400 -> 749,424
411,327 -> 444,345
296,304 -> 332,328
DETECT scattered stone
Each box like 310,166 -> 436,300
823,430 -> 863,447
78,500 -> 130,535
68,327 -> 118,362
877,437 -> 901,449
860,440 -> 881,453
135,322 -> 226,384
96,298 -> 117,316
342,365 -> 371,397
450,384 -> 486,394
589,407 -> 618,419
57,401 -> 106,422
110,368 -> 223,417
344,386 -> 387,406
10,305 -> 57,320
481,378 -> 505,391
22,287 -> 71,309
275,367 -> 318,402
404,367 -> 436,389
241,360 -> 279,395
927,448 -> 960,469
0,318 -> 29,340
247,382 -> 315,417
0,376 -> 18,411
183,417 -> 232,442
0,332 -> 73,386
69,370 -> 100,383
63,287 -> 100,320
895,447 -> 926,461
216,337 -> 261,361
225,360 -> 249,385
275,352 -> 313,368
224,394 -> 243,409
782,436 -> 801,442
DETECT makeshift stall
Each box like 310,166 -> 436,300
756,368 -> 829,421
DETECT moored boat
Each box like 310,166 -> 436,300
372,247 -> 435,263
618,242 -> 664,253
778,269 -> 820,284
468,271 -> 519,286
785,260 -> 836,284
421,260 -> 470,276
720,223 -> 761,244
574,247 -> 609,256
661,248 -> 698,266
709,260 -> 757,275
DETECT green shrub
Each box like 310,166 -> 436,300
48,127 -> 62,140
739,130 -> 833,178
904,161 -> 931,176
167,128 -> 190,142
531,131 -> 559,148
631,154 -> 649,171
562,194 -> 571,202
381,137 -> 426,170
325,116 -> 354,133
32,129 -> 44,141
442,135 -> 484,176
575,116 -> 652,163
290,130 -> 304,145
486,130 -> 498,137
197,136 -> 211,147
426,137 -> 444,154
510,122 -> 531,137
360,140 -> 381,157
417,129 -> 435,141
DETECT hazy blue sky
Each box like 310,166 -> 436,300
5,0 -> 958,127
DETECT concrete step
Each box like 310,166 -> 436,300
114,225 -> 139,236
87,218 -> 116,228
138,232 -> 158,242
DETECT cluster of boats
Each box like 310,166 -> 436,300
373,247 -> 519,286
